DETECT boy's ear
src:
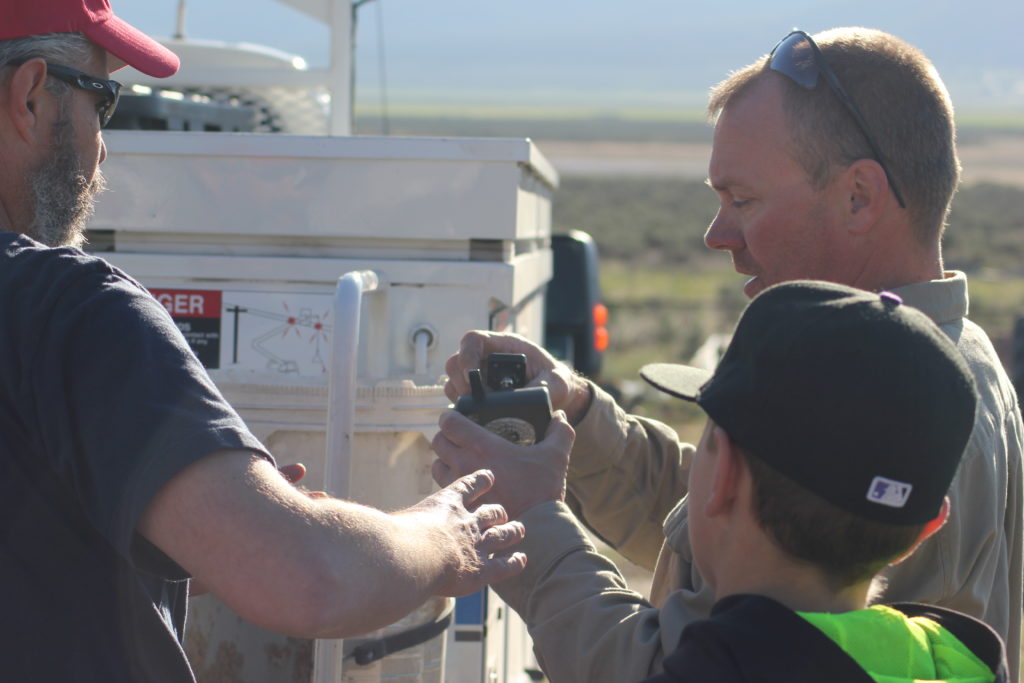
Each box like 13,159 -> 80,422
891,497 -> 950,565
704,425 -> 745,517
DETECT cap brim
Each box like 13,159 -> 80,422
85,14 -> 179,78
639,363 -> 712,402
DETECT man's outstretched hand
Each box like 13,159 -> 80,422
401,469 -> 528,596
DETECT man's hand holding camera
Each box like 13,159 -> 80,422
443,331 -> 593,424
433,335 -> 580,521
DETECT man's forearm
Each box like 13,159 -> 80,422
293,499 -> 455,639
565,383 -> 695,568
493,502 -> 682,683
144,453 -> 520,640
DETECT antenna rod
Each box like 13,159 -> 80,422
174,0 -> 186,40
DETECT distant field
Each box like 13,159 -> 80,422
957,134 -> 1024,187
538,135 -> 1024,188
355,103 -> 714,122
355,104 -> 1024,129
355,107 -> 1024,141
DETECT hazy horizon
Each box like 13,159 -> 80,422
117,0 -> 1024,113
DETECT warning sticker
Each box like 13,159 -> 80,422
150,289 -> 223,369
220,291 -> 333,377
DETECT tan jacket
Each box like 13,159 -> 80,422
492,272 -> 1024,683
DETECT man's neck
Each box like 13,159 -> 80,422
848,223 -> 945,293
867,259 -> 945,293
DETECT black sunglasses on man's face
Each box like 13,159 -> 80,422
44,63 -> 122,128
768,29 -> 906,209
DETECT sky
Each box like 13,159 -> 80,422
114,0 -> 1024,112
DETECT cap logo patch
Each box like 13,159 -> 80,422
866,476 -> 912,508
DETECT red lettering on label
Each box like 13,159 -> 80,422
149,289 -> 222,319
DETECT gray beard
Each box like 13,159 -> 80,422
26,113 -> 107,248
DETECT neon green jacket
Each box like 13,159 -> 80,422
801,604 -> 997,682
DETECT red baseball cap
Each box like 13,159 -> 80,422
0,0 -> 179,77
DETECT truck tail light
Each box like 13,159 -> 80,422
593,303 -> 609,352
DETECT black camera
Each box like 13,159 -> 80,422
454,353 -> 552,445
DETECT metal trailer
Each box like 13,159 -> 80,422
87,1 -> 562,681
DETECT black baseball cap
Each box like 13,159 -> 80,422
641,280 -> 978,525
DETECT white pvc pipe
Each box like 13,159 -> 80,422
324,268 -> 378,497
314,268 -> 379,683
413,328 -> 430,378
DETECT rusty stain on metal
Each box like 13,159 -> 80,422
193,640 -> 245,682
264,637 -> 314,682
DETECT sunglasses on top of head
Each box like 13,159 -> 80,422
768,29 -> 906,209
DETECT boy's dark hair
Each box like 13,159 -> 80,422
742,450 -> 924,589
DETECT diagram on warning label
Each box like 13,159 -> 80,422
221,291 -> 335,377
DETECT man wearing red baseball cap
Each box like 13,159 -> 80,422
0,0 -> 180,78
0,0 -> 179,248
0,3 -> 533,681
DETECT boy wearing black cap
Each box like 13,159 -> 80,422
637,280 -> 1007,681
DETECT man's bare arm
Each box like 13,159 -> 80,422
138,451 -> 525,639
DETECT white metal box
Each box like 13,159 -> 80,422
88,130 -> 557,683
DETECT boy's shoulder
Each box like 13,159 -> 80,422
642,595 -> 1007,683
886,602 -> 1008,682
642,594 -> 874,683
